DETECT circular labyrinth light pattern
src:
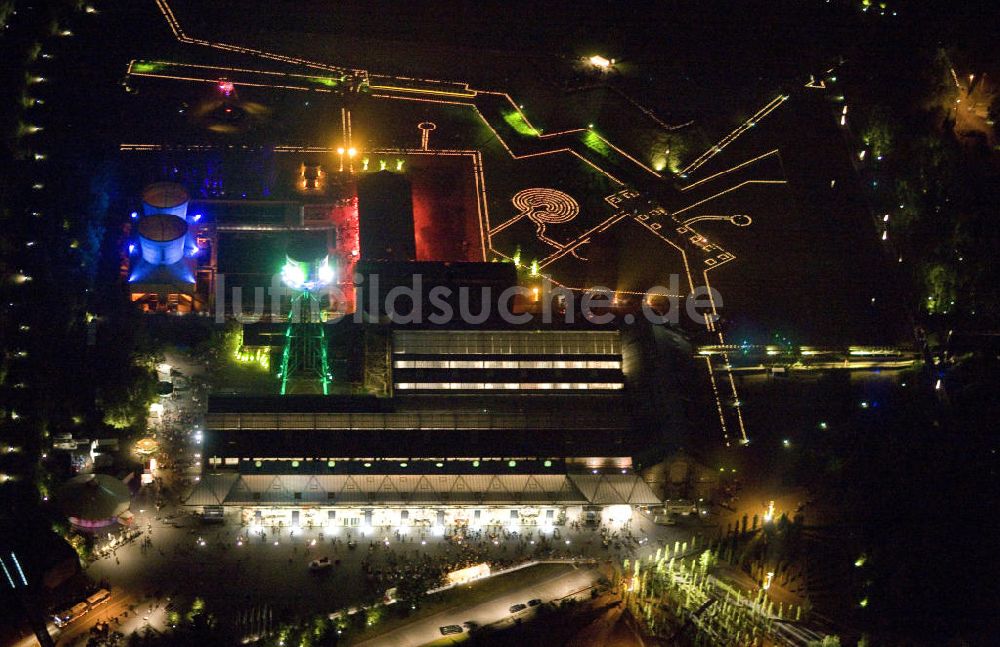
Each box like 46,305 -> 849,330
511,188 -> 580,226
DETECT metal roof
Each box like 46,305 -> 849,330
568,474 -> 661,505
57,474 -> 131,521
204,428 -> 633,459
142,182 -> 189,209
186,472 -> 659,507
183,472 -> 239,506
137,214 -> 188,242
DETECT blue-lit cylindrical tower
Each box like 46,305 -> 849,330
137,213 -> 188,265
141,182 -> 190,218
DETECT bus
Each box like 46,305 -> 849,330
52,602 -> 89,628
86,589 -> 111,607
52,589 -> 111,628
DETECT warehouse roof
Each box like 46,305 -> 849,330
185,471 -> 659,507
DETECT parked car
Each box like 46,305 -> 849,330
309,557 -> 332,571
509,603 -> 527,613
439,625 -> 463,635
527,598 -> 542,607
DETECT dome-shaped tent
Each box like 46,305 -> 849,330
57,474 -> 131,530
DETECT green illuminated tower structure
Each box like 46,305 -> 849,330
275,251 -> 336,395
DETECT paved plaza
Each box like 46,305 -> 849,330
83,501 -> 708,626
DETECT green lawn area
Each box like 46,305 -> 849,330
211,360 -> 277,394
349,563 -> 572,644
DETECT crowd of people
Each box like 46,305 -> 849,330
91,527 -> 146,563
350,521 -> 645,599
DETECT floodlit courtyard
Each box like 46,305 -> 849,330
79,503 -> 706,637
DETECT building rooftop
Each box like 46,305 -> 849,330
186,470 -> 659,507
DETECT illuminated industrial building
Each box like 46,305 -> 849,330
128,182 -> 208,313
130,152 -> 666,525
189,322 -> 664,527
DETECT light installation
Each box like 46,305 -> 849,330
144,0 -> 797,447
492,188 -> 580,249
276,255 -> 335,395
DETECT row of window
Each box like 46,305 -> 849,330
395,382 -> 624,391
392,331 -> 621,356
207,410 -> 626,430
393,360 -> 621,370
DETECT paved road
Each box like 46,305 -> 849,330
356,564 -> 601,647
10,588 -> 156,647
